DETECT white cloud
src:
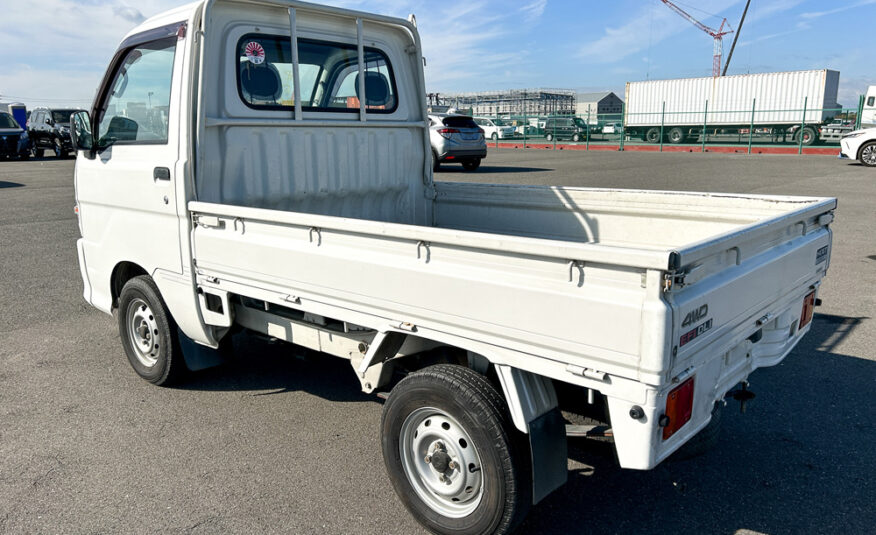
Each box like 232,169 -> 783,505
800,0 -> 876,20
520,0 -> 547,21
578,0 -> 743,64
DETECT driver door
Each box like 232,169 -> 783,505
75,28 -> 185,312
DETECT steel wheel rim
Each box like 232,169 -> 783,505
862,145 -> 876,165
126,298 -> 160,367
399,407 -> 484,518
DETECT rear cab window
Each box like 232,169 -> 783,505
237,35 -> 397,113
441,116 -> 478,129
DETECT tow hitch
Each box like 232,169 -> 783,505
728,382 -> 756,413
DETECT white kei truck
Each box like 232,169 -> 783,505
70,1 -> 836,533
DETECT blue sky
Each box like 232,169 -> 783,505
1,0 -> 874,109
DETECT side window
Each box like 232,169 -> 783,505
97,37 -> 177,146
868,96 -> 875,107
237,35 -> 397,113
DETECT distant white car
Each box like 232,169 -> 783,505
473,117 -> 516,140
838,127 -> 876,167
602,122 -> 622,134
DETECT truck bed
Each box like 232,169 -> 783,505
190,182 -> 835,386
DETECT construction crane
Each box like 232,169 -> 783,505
659,0 -> 733,77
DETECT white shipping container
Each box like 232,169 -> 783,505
624,70 -> 840,127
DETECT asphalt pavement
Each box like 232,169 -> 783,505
1,150 -> 874,534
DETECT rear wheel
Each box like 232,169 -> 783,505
432,151 -> 440,172
32,147 -> 44,158
858,141 -> 876,167
668,127 -> 685,144
381,365 -> 531,535
645,127 -> 661,143
462,158 -> 481,172
795,126 -> 818,146
118,275 -> 186,385
491,132 -> 498,141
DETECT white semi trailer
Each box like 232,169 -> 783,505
624,70 -> 841,145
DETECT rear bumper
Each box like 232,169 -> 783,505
438,148 -> 487,160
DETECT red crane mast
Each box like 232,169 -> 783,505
660,0 -> 733,77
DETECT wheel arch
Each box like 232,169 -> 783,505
110,261 -> 149,310
856,139 -> 876,161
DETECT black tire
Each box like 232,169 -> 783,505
491,132 -> 498,141
381,364 -> 531,535
545,133 -> 553,142
671,402 -> 722,461
668,127 -> 685,144
18,149 -> 30,161
432,151 -> 440,172
572,133 -> 581,142
645,127 -> 661,143
795,126 -> 818,146
462,158 -> 481,172
859,141 -> 876,167
33,147 -> 44,158
117,275 -> 186,386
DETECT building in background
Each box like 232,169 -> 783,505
428,89 -> 576,117
575,91 -> 624,121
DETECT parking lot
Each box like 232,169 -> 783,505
1,150 -> 874,534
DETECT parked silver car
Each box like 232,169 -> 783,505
429,114 -> 486,171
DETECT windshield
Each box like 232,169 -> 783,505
442,116 -> 478,128
52,110 -> 75,124
574,118 -> 587,127
493,119 -> 508,126
0,113 -> 19,129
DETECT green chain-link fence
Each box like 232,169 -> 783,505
478,95 -> 873,154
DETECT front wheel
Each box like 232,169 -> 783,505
572,133 -> 581,142
461,158 -> 481,172
491,132 -> 498,141
118,275 -> 186,385
381,365 -> 531,535
545,133 -> 553,142
858,141 -> 876,167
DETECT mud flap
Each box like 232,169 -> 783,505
528,408 -> 568,504
178,328 -> 227,371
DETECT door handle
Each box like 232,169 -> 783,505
153,167 -> 171,181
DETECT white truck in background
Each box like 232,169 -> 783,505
625,70 -> 843,145
70,1 -> 836,533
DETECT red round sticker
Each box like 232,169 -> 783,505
245,41 -> 265,64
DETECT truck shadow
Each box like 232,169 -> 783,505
436,165 -> 553,174
0,181 -> 24,188
521,313 -> 874,534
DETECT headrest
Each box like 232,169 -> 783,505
240,62 -> 282,102
355,71 -> 392,108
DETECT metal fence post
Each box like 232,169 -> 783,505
523,107 -> 527,149
659,101 -> 665,152
701,100 -> 708,152
586,108 -> 591,151
619,102 -> 625,151
798,96 -> 808,155
553,114 -> 557,150
747,98 -> 756,154
495,110 -> 499,149
856,95 -> 864,130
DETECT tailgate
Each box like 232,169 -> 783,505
665,197 -> 835,376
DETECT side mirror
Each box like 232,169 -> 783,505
70,111 -> 94,156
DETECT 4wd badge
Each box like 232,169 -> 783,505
682,304 -> 709,327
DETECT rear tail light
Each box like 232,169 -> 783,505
437,128 -> 460,138
662,376 -> 694,440
477,127 -> 485,135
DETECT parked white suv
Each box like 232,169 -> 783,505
473,117 -> 516,140
839,127 -> 876,167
